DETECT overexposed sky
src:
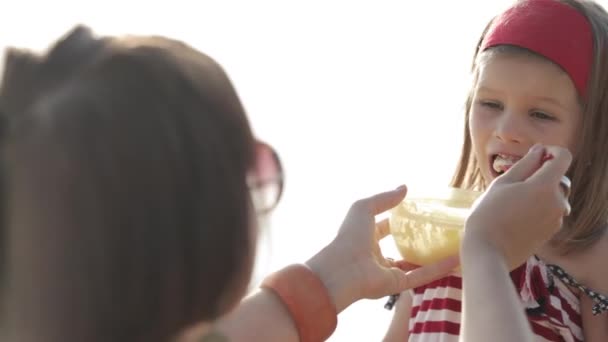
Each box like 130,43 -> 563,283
3,1 -> 605,340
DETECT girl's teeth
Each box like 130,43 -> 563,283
493,155 -> 520,173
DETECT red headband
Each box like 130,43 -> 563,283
480,0 -> 593,97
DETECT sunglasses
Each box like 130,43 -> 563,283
248,141 -> 284,214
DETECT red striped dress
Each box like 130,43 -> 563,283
407,256 -> 583,341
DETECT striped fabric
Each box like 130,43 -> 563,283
407,257 -> 583,341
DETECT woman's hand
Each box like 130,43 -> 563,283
463,144 -> 573,270
459,145 -> 572,342
306,186 -> 459,313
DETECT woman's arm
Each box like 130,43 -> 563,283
213,248 -> 456,342
459,145 -> 572,342
459,237 -> 535,342
214,289 -> 300,341
186,186 -> 457,342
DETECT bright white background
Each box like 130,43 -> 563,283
2,1 -> 605,340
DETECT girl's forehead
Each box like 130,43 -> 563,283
474,51 -> 580,108
478,54 -> 566,86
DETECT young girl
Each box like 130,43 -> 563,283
384,0 -> 608,341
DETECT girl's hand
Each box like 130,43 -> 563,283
463,144 -> 572,270
306,186 -> 459,312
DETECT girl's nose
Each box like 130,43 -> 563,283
494,111 -> 524,143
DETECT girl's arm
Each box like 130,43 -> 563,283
382,292 -> 412,342
581,295 -> 608,341
561,231 -> 608,341
580,233 -> 608,341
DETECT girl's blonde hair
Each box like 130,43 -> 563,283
451,0 -> 608,254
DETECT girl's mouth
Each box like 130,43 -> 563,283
490,153 -> 521,178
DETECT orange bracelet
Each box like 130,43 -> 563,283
260,264 -> 338,342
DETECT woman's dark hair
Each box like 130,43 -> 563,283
0,25 -> 257,342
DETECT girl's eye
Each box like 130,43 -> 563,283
531,111 -> 555,121
479,101 -> 502,110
